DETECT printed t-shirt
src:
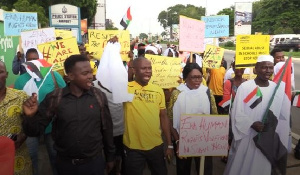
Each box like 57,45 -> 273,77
123,81 -> 165,150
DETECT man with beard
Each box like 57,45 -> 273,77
22,55 -> 115,175
224,55 -> 289,175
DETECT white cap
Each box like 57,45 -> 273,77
257,55 -> 274,63
145,45 -> 158,55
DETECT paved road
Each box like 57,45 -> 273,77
38,48 -> 300,175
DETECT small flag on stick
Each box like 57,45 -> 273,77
120,7 -> 132,30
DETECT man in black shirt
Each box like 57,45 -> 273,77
22,55 -> 115,175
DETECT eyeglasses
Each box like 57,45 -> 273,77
188,76 -> 203,81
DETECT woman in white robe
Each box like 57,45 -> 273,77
168,63 -> 218,175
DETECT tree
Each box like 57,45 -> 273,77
217,6 -> 234,36
13,0 -> 49,27
252,0 -> 300,34
139,33 -> 148,40
161,31 -> 167,38
158,4 -> 205,39
105,19 -> 118,30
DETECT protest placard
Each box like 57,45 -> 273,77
55,29 -> 73,39
236,35 -> 270,67
202,45 -> 224,68
146,54 -> 181,88
0,21 -> 19,86
179,16 -> 205,53
179,114 -> 229,157
21,28 -> 56,59
3,12 -> 38,36
88,30 -> 130,61
37,37 -> 79,71
231,73 -> 256,80
201,15 -> 229,38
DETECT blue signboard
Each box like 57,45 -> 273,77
201,15 -> 229,38
3,12 -> 38,36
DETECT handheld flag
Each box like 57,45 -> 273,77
293,91 -> 300,107
22,59 -> 53,98
243,86 -> 263,109
22,59 -> 52,79
253,56 -> 292,175
219,95 -> 231,108
120,7 -> 132,30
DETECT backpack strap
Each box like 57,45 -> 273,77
91,87 -> 110,130
46,88 -> 63,117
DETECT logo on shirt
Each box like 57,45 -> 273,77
134,89 -> 158,103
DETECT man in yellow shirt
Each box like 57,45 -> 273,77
123,57 -> 173,175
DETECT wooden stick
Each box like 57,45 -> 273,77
190,52 -> 193,63
199,156 -> 205,175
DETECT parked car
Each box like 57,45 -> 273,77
274,38 -> 300,52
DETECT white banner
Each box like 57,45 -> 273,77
234,2 -> 252,36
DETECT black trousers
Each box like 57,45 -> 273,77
56,155 -> 105,175
123,144 -> 167,175
176,156 -> 213,175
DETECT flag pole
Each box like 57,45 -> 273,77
261,55 -> 291,125
37,64 -> 54,91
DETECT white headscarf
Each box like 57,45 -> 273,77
163,48 -> 175,57
145,45 -> 158,55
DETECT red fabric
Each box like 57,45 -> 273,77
0,136 -> 15,175
223,80 -> 235,100
273,58 -> 292,101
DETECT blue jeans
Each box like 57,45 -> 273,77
26,134 -> 58,175
123,144 -> 167,175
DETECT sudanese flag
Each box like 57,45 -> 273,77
120,7 -> 132,30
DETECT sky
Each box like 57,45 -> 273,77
106,0 -> 258,37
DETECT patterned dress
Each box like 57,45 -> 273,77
0,88 -> 32,175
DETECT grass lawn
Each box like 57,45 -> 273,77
160,41 -> 179,45
221,46 -> 236,50
284,51 -> 300,58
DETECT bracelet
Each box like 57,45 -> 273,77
175,140 -> 179,144
168,145 -> 174,149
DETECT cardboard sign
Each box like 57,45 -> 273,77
201,15 -> 229,38
146,54 -> 181,88
236,35 -> 270,67
21,28 -> 56,59
179,114 -> 229,157
203,45 -> 224,68
37,37 -> 79,70
0,21 -> 19,86
3,12 -> 38,36
179,16 -> 205,53
88,30 -> 130,61
55,29 -> 73,39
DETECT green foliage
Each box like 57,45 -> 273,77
224,41 -> 234,47
274,27 -> 294,34
139,33 -> 148,40
252,0 -> 300,34
161,31 -> 167,37
157,4 -> 205,29
106,22 -> 118,30
217,6 -> 234,36
13,0 -> 48,27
